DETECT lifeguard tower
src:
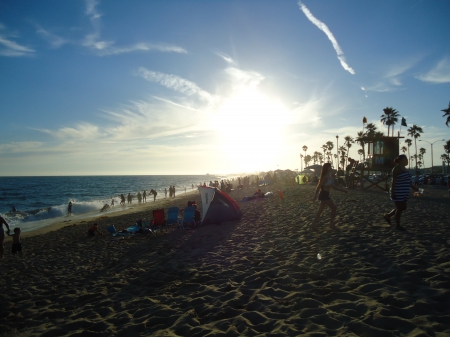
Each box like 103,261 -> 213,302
348,137 -> 400,191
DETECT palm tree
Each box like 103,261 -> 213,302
321,144 -> 328,160
405,139 -> 413,170
356,131 -> 365,160
419,147 -> 426,172
441,101 -> 450,127
444,139 -> 450,155
344,135 -> 354,168
326,141 -> 334,163
441,154 -> 449,173
365,123 -> 377,138
302,145 -> 308,159
380,108 -> 391,136
313,151 -> 321,165
407,124 -> 424,174
357,149 -> 364,161
389,109 -> 400,137
401,146 -> 407,154
304,154 -> 312,167
338,146 -> 347,168
374,131 -> 385,138
300,154 -> 304,171
381,107 -> 400,137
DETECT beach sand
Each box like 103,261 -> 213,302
1,182 -> 450,336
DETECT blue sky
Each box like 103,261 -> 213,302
1,0 -> 449,176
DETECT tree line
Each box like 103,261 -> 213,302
300,104 -> 450,174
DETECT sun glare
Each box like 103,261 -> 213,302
213,88 -> 291,172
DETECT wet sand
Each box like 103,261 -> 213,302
1,182 -> 449,336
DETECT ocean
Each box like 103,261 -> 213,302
0,175 -> 228,233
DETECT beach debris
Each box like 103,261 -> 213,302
317,253 -> 322,260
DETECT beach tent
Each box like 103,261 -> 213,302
198,186 -> 242,225
295,174 -> 309,185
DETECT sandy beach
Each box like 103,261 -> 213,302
1,182 -> 450,336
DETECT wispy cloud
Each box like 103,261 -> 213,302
82,0 -> 186,56
216,51 -> 235,65
297,1 -> 355,75
416,57 -> 450,84
225,67 -> 265,90
0,23 -> 35,57
36,26 -> 68,48
362,61 -> 418,93
0,141 -> 42,154
136,67 -> 215,103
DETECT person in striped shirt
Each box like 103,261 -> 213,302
383,154 -> 419,230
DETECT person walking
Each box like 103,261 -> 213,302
311,163 -> 348,229
383,155 -> 418,230
68,201 -> 73,215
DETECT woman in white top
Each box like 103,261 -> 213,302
1,216 -> 11,259
312,163 -> 348,229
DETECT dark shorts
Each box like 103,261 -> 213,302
12,243 -> 22,254
88,230 -> 96,236
318,191 -> 331,201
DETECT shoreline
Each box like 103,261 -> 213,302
7,189 -> 200,239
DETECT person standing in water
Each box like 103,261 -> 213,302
1,216 -> 11,259
68,201 -> 73,215
383,154 -> 418,230
311,162 -> 348,229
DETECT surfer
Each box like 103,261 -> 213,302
100,204 -> 110,212
1,216 -> 11,259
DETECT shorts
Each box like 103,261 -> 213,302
12,243 -> 22,254
88,230 -> 96,236
318,190 -> 331,201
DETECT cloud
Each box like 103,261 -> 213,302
0,24 -> 35,57
216,51 -> 235,65
297,1 -> 355,75
225,67 -> 265,91
36,123 -> 102,141
82,0 -> 186,56
0,141 -> 43,154
36,26 -> 68,48
416,57 -> 450,84
136,67 -> 215,103
362,61 -> 418,92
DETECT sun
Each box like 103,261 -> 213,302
212,88 -> 291,172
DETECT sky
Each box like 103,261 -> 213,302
1,0 -> 450,176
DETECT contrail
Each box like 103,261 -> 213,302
298,1 -> 355,75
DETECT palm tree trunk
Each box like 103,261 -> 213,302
407,147 -> 410,170
414,138 -> 418,174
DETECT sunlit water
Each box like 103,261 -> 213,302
0,175 -> 227,232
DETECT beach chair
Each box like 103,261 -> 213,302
177,206 -> 196,230
166,206 -> 180,231
150,208 -> 166,235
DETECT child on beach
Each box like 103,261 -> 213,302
9,228 -> 22,256
88,223 -> 103,236
1,215 -> 11,259
311,162 -> 348,229
383,155 -> 419,230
